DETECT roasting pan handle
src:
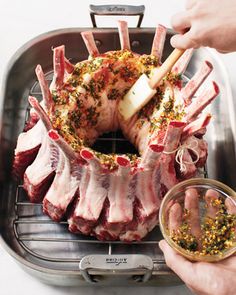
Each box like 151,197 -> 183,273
80,254 -> 153,283
89,4 -> 145,28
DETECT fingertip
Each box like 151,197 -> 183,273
170,35 -> 185,49
159,239 -> 178,258
171,32 -> 198,50
185,188 -> 199,209
168,202 -> 183,233
225,198 -> 236,214
205,189 -> 219,199
159,239 -> 167,251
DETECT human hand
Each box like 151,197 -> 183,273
160,188 -> 236,295
159,240 -> 236,295
171,0 -> 236,53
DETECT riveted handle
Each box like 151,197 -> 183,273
79,254 -> 153,283
89,4 -> 145,28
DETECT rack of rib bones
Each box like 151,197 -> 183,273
13,21 -> 219,241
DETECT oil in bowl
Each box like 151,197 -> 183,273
159,178 -> 236,262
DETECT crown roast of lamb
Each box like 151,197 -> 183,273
13,21 -> 219,241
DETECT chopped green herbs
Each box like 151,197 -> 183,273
171,197 -> 236,256
49,49 -> 186,169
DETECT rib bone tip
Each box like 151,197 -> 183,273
149,144 -> 164,153
116,155 -> 130,167
48,129 -> 59,141
212,81 -> 220,94
118,20 -> 128,26
28,96 -> 38,107
157,23 -> 166,30
205,60 -> 213,70
80,148 -> 94,160
169,121 -> 186,128
35,64 -> 42,73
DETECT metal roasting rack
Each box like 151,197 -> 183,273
11,72 -> 208,281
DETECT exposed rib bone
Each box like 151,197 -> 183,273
43,149 -> 80,221
13,119 -> 44,178
151,24 -> 167,62
136,169 -> 161,217
118,20 -> 130,50
107,156 -> 134,223
136,145 -> 164,218
185,81 -> 219,122
28,96 -> 52,130
68,167 -> 91,235
93,157 -> 135,240
140,143 -> 164,169
159,121 -> 186,190
116,155 -> 130,167
182,113 -> 212,139
48,129 -> 79,161
52,45 -> 65,89
80,148 -> 103,171
74,149 -> 107,222
23,134 -> 57,203
182,61 -> 213,105
43,130 -> 83,221
64,57 -> 75,73
35,65 -> 53,111
81,31 -> 99,57
15,98 -> 44,178
172,48 -> 194,74
163,121 -> 187,152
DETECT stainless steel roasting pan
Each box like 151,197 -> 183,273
0,4 -> 236,287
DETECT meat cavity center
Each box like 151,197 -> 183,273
92,130 -> 139,156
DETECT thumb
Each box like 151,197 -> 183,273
170,32 -> 198,50
159,239 -> 195,286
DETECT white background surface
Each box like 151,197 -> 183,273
0,0 -> 236,294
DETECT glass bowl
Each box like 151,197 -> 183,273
159,178 -> 236,262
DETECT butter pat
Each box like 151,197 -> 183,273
118,74 -> 156,120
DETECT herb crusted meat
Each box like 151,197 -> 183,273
13,21 -> 219,241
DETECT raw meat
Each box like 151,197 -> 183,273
13,21 -> 219,241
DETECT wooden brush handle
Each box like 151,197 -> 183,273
149,48 -> 185,89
